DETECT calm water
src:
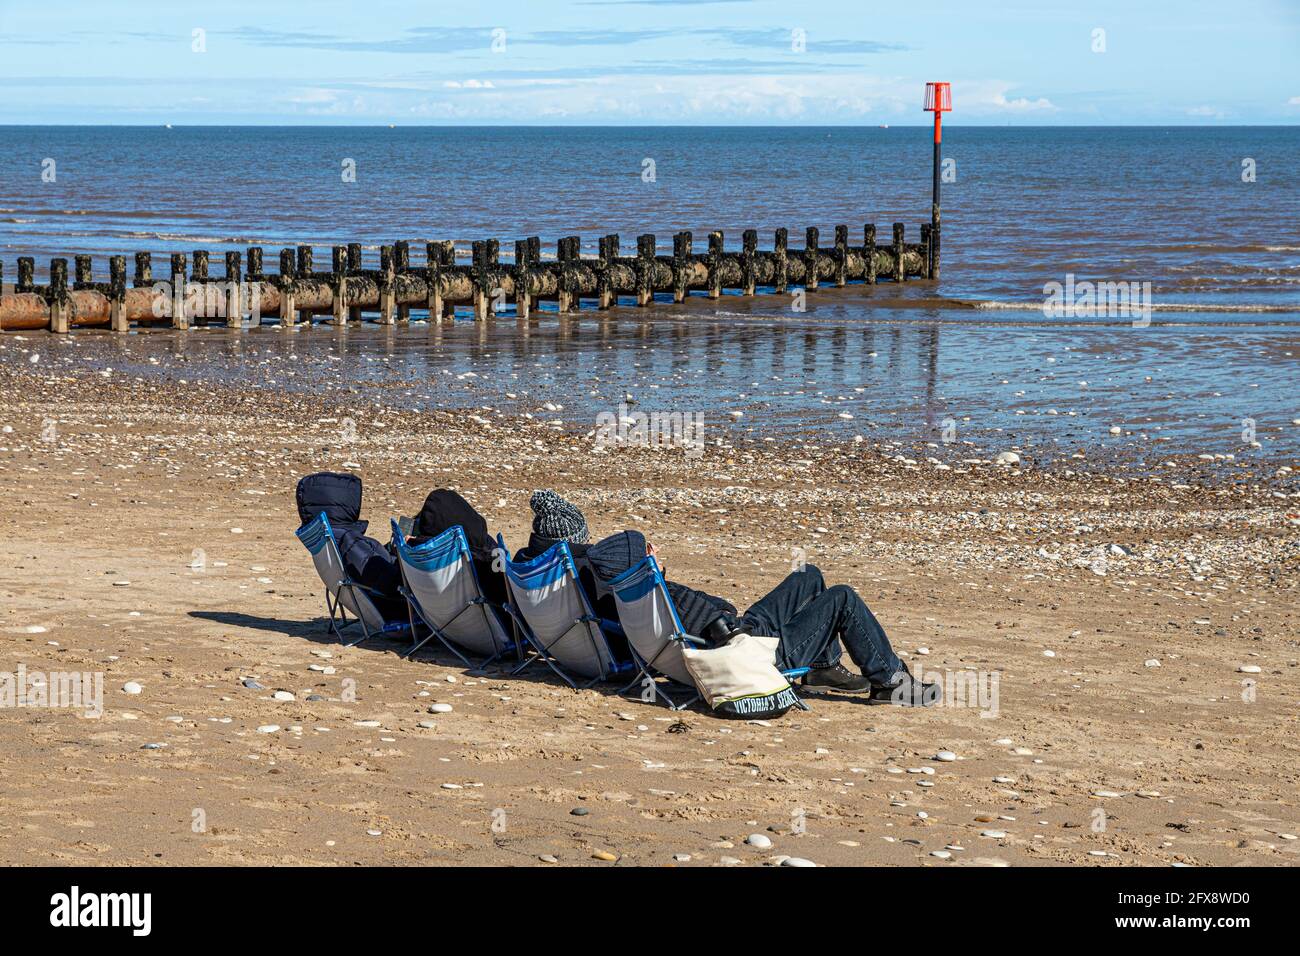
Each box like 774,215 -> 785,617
2,126 -> 1299,306
0,126 -> 1297,467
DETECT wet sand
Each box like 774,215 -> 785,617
0,349 -> 1296,866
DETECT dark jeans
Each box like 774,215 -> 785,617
738,565 -> 905,686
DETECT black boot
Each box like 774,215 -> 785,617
801,662 -> 872,694
868,670 -> 940,707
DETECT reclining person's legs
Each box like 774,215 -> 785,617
775,584 -> 937,705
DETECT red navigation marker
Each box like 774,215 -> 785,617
922,82 -> 952,280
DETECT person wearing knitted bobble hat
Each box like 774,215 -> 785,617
513,490 -> 628,660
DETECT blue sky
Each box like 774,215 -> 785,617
1,0 -> 1296,125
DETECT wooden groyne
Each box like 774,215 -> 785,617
0,223 -> 934,333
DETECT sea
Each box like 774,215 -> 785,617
1,126 -> 1296,470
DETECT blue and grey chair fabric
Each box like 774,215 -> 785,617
608,554 -> 809,711
497,533 -> 626,688
391,520 -> 515,665
295,512 -> 410,647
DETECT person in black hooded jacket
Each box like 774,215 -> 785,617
295,472 -> 405,621
407,488 -> 508,609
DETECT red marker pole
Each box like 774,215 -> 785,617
923,82 -> 951,280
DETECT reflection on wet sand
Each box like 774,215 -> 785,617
75,301 -> 1298,476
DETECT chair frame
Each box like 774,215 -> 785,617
392,520 -> 516,668
608,554 -> 810,712
296,512 -> 410,648
498,534 -> 631,690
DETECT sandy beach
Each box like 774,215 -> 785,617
0,339 -> 1296,868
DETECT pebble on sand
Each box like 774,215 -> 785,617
1092,790 -> 1122,798
745,833 -> 773,849
979,830 -> 1007,839
122,682 -> 143,695
272,691 -> 295,702
933,751 -> 957,762
1237,665 -> 1262,674
782,857 -> 816,867
428,703 -> 454,713
592,851 -> 619,862
257,725 -> 280,733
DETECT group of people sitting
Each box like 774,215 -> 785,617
295,472 -> 938,706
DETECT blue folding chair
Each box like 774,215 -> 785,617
497,534 -> 631,690
295,512 -> 410,647
391,521 -> 516,666
607,554 -> 810,711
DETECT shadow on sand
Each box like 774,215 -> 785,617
186,610 -> 849,711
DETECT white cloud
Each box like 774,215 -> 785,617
1186,105 -> 1225,119
990,92 -> 1056,112
1288,96 -> 1300,106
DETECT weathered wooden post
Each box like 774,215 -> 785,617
426,241 -> 452,320
346,243 -> 362,322
471,241 -> 489,320
295,245 -> 313,325
553,237 -> 571,313
514,239 -> 532,318
329,246 -> 347,324
892,223 -> 906,282
224,251 -> 242,328
377,245 -> 395,324
774,228 -> 788,294
864,224 -> 877,285
485,239 -> 500,318
74,254 -> 93,290
132,252 -> 150,290
170,253 -> 188,329
923,81 -> 950,280
920,224 -> 932,280
16,257 -> 34,293
591,235 -> 607,310
278,248 -> 297,328
191,250 -> 210,325
48,258 -> 70,333
671,232 -> 691,303
109,255 -> 128,332
741,230 -> 757,296
834,225 -> 849,287
247,247 -> 264,280
394,241 -> 410,322
636,234 -> 656,306
804,227 -> 820,291
707,231 -> 723,299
